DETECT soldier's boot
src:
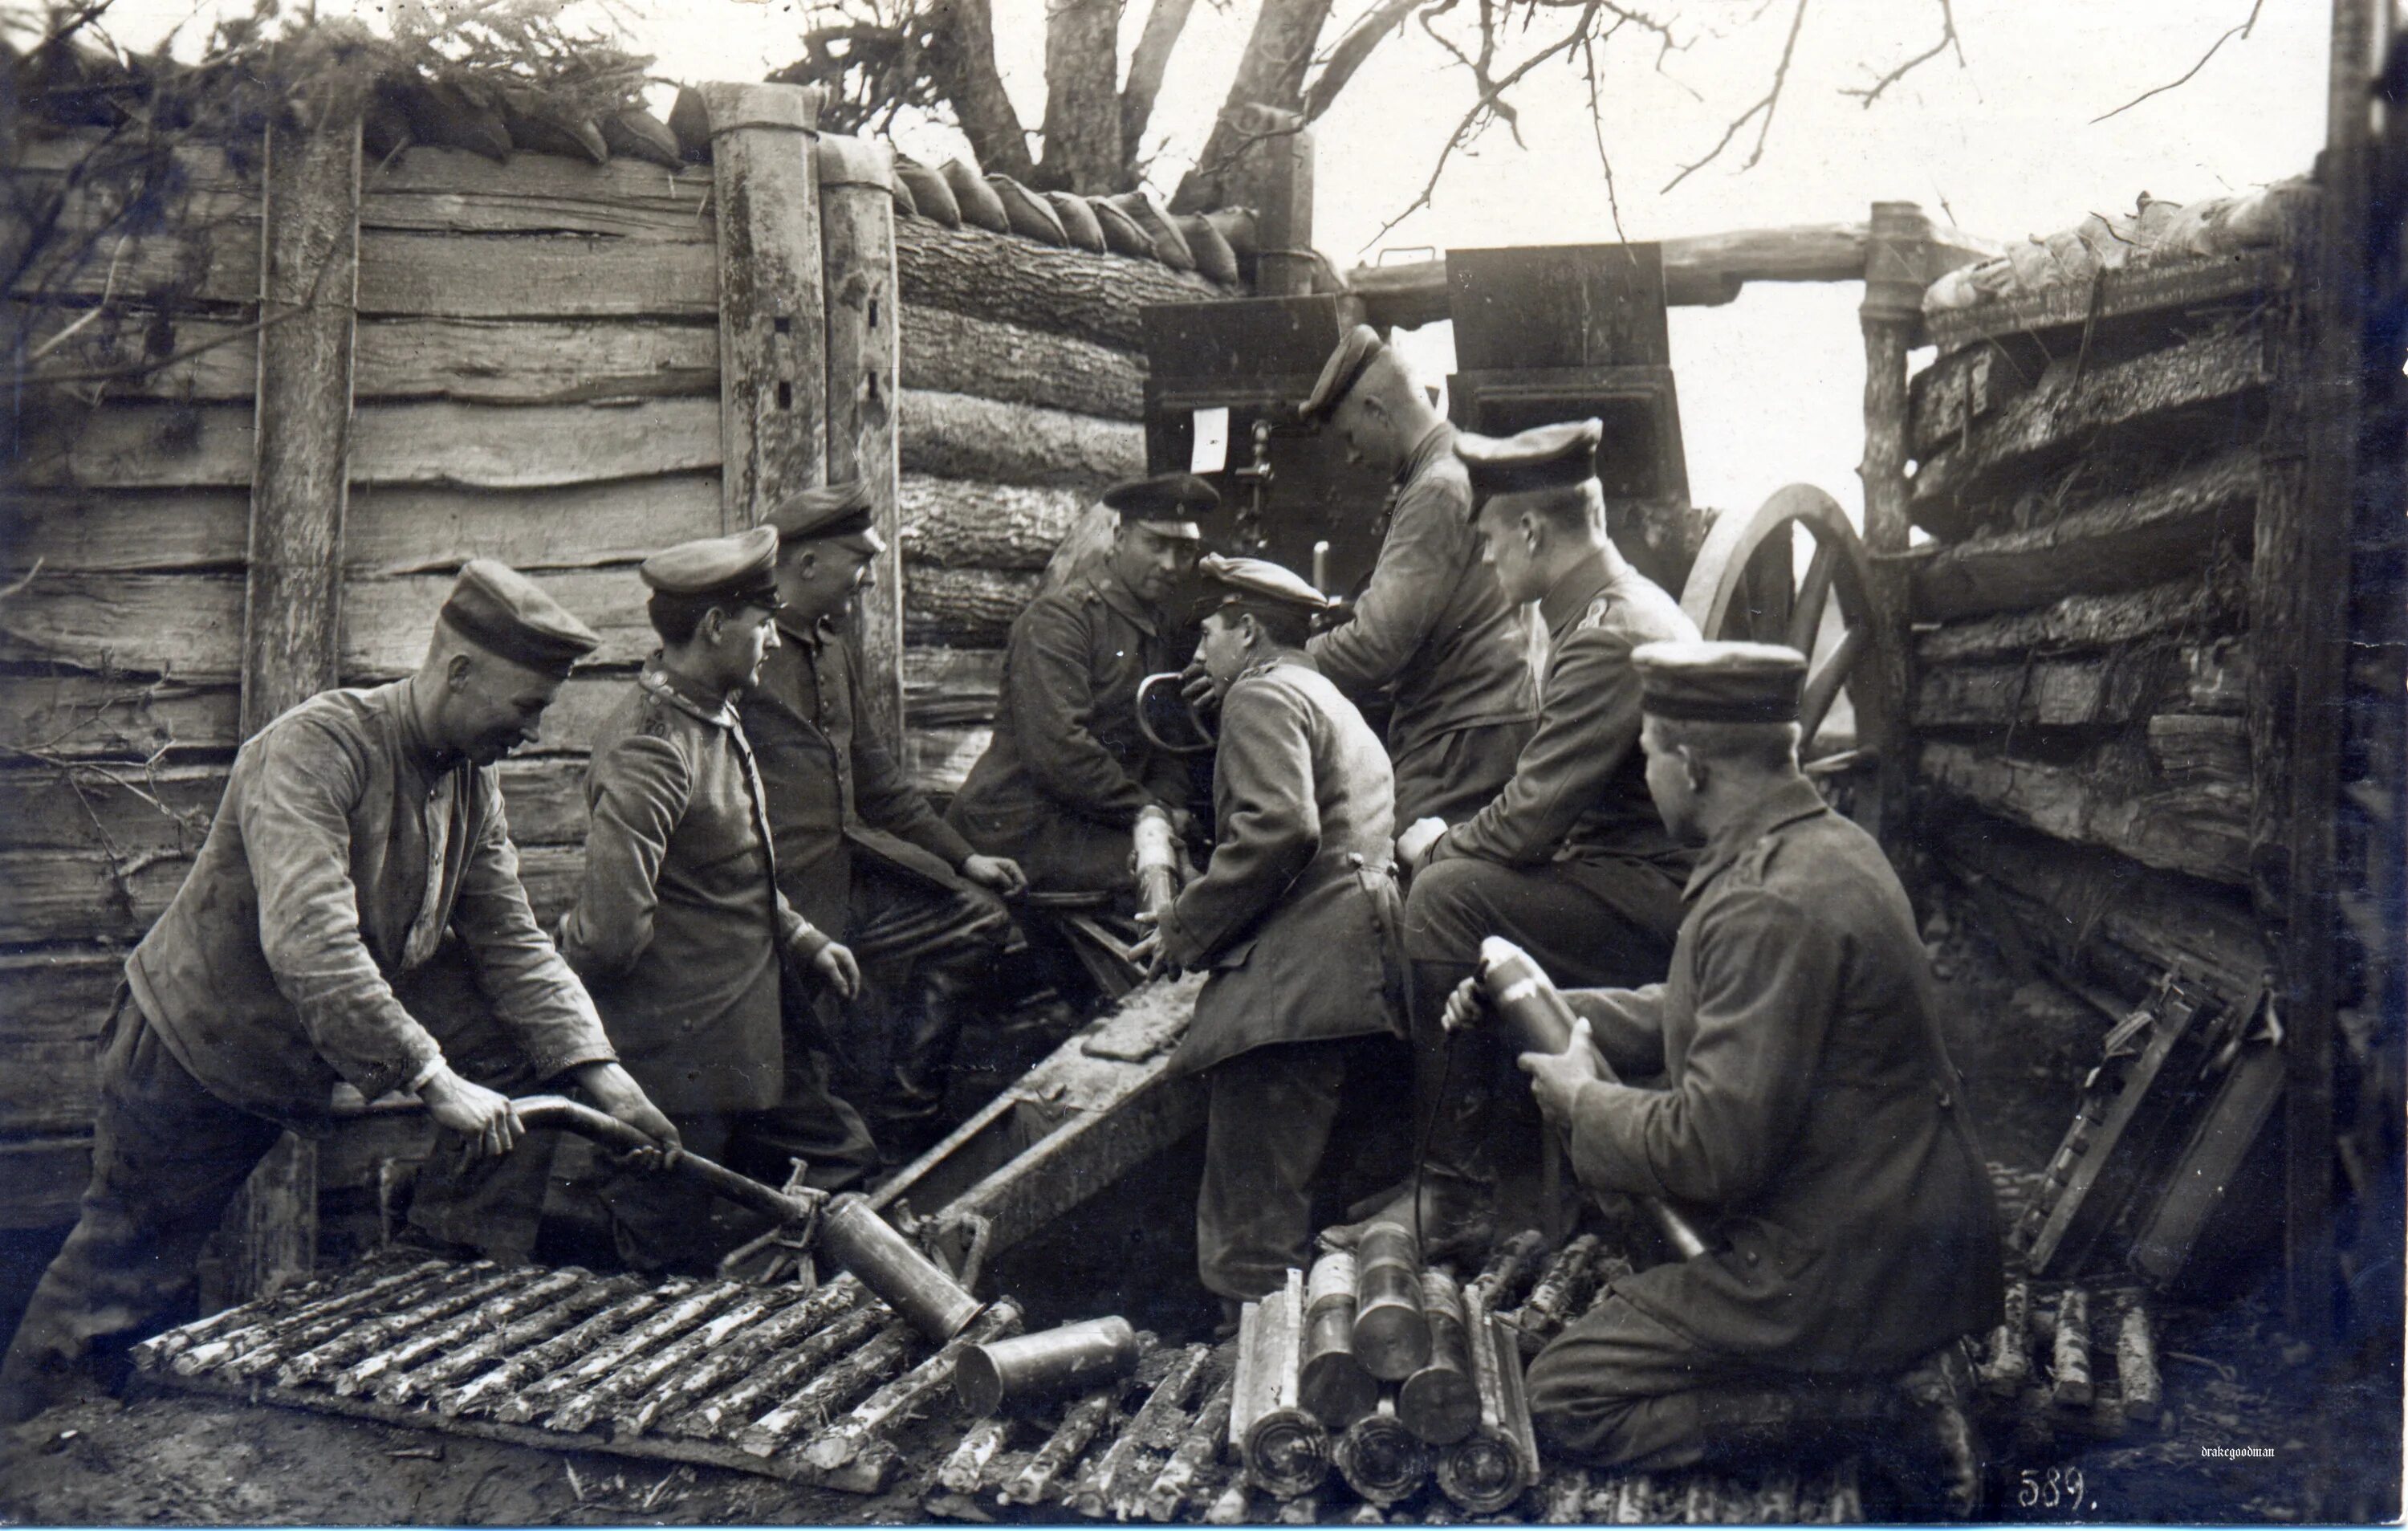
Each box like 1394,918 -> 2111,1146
1324,959 -> 1493,1264
1885,1339 -> 1988,1519
885,975 -> 974,1154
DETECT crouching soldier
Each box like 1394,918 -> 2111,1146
1135,556 -> 1407,1324
557,528 -> 877,1271
0,563 -> 679,1424
1489,641 -> 2003,1472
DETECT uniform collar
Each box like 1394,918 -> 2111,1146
1536,548 -> 1619,638
1395,420 -> 1454,487
1682,776 -> 1831,902
390,676 -> 459,776
1082,561 -> 1161,637
775,612 -> 834,650
641,659 -> 738,728
1237,648 -> 1317,685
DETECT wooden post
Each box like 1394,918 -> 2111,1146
702,83 -> 827,527
225,96 -> 364,1302
819,134 -> 905,751
1856,201 -> 1930,854
1224,104 -> 1316,298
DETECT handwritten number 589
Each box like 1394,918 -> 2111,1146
2018,1466 -> 2085,1511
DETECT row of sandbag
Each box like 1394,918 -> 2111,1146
885,153 -> 1249,287
1925,178 -> 2318,314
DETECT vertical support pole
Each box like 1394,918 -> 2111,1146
703,83 -> 827,527
226,96 -> 364,1303
1225,104 -> 1316,299
819,135 -> 906,751
1855,201 -> 1930,857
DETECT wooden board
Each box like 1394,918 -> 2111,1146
1907,344 -> 2033,460
0,1136 -> 92,1231
1924,247 -> 2287,356
898,390 -> 1144,491
360,149 -> 714,241
904,646 -> 1007,728
1900,450 -> 2260,621
1909,327 -> 2272,541
1922,739 -> 2249,887
8,490 -> 251,571
1916,573 -> 2247,666
357,230 -> 717,319
899,476 -> 1091,571
1913,639 -> 2246,730
346,475 -> 722,576
355,318 -> 720,405
903,567 -> 1044,648
907,723 -> 993,798
894,217 -> 1220,351
0,845 -> 197,943
0,762 -> 224,853
898,304 -> 1145,421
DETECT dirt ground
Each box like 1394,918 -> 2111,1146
0,905 -> 2388,1525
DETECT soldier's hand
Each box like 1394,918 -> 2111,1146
1178,658 -> 1216,713
812,940 -> 863,1001
962,853 -> 1028,898
1519,1016 -> 1601,1129
421,1064 -> 524,1160
1397,816 -> 1447,872
1129,912 -> 1169,979
1440,975 -> 1490,1035
571,1061 -> 683,1171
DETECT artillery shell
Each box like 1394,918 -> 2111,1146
1333,1398 -> 1432,1507
803,1301 -> 1024,1474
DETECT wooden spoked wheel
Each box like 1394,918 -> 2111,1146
1674,484 -> 1878,752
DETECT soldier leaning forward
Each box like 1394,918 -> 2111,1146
946,474 -> 1207,898
558,528 -> 877,1272
1298,324 -> 1536,825
1141,556 -> 1408,1319
1505,641 -> 2003,1472
0,564 -> 680,1424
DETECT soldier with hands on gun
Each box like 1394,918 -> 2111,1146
0,563 -> 678,1423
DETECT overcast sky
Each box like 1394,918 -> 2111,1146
89,0 -> 2333,525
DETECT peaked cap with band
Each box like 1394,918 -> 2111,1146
1194,552 -> 1332,621
1103,473 -> 1215,541
1298,324 -> 1386,424
437,559 -> 603,678
763,479 -> 885,555
1631,640 -> 1808,724
640,526 -> 785,612
1454,418 -> 1604,501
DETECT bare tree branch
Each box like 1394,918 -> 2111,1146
1660,0 -> 1805,193
1300,0 -> 1422,122
1840,0 -> 1961,108
2091,0 -> 2263,124
1580,28 -> 1629,246
1121,0 -> 1200,168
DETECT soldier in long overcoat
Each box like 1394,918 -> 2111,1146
1142,556 -> 1407,1312
1503,641 -> 2003,1471
1297,325 -> 1536,825
0,564 -> 680,1423
559,529 -> 876,1268
946,476 -> 1206,896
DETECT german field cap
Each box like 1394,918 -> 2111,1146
437,559 -> 601,678
1102,473 -> 1215,540
1298,324 -> 1384,423
1194,552 -> 1331,620
763,480 -> 885,555
1456,419 -> 1602,499
1632,640 -> 1808,724
639,526 -> 784,611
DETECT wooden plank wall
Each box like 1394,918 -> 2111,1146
889,219 -> 1218,792
1,136 -> 722,1228
1896,279 -> 2284,1014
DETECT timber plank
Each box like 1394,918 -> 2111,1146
898,476 -> 1091,571
0,845 -> 195,943
0,1137 -> 92,1231
903,566 -> 1043,648
15,401 -> 260,490
8,491 -> 250,572
515,844 -> 583,926
0,1038 -> 102,1135
1900,451 -> 2260,621
1912,640 -> 2246,729
0,949 -> 124,1044
893,217 -> 1219,350
1930,808 -> 2266,1005
907,723 -> 992,798
11,307 -> 260,401
898,304 -> 1145,421
344,570 -> 653,678
898,390 -> 1144,491
354,319 -> 720,404
1907,344 -> 2034,460
360,161 -> 713,242
904,646 -> 1006,728
346,476 -> 722,576
1910,327 -> 2272,541
0,763 -> 222,853
1921,739 -> 2249,886
356,230 -> 716,319
1917,574 -> 2247,666
497,755 -> 592,848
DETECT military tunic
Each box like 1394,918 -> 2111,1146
946,562 -> 1190,894
2,682 -> 616,1417
1525,779 -> 2004,1469
1308,423 -> 1536,825
1157,654 -> 1406,1301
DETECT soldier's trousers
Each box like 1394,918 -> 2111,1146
1389,718 -> 1532,829
1401,853 -> 1684,1200
0,995 -> 299,1423
831,866 -> 1012,1138
1197,1037 -> 1372,1304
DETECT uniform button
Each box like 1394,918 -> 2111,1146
1936,1088 -> 1954,1109
1745,1250 -> 1761,1266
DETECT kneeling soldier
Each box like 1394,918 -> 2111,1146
1137,556 -> 1407,1319
559,528 -> 877,1271
1499,641 -> 2003,1471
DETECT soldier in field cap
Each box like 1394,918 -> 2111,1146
1135,554 -> 1406,1319
557,527 -> 881,1269
1296,324 -> 1535,825
1337,417 -> 1701,1260
948,472 -> 1209,902
1,561 -> 681,1424
742,481 -> 1023,1158
1455,638 -> 2003,1480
